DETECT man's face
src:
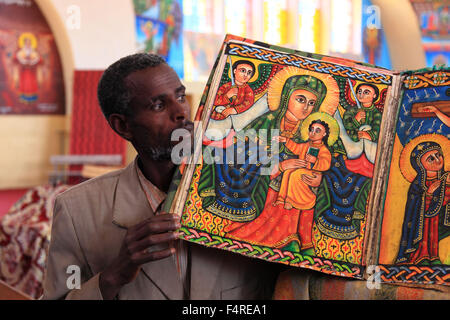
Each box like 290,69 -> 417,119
356,85 -> 377,104
124,64 -> 192,160
287,89 -> 317,120
233,64 -> 254,85
420,149 -> 444,172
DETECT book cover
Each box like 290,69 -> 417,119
166,34 -> 449,286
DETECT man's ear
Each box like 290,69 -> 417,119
108,113 -> 133,141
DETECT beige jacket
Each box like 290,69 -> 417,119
43,160 -> 277,300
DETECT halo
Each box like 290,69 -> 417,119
18,32 -> 37,49
348,81 -> 384,105
300,112 -> 340,146
227,57 -> 259,84
267,66 -> 340,115
399,133 -> 450,183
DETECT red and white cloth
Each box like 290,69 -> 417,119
0,184 -> 69,299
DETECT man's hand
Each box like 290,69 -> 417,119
99,213 -> 180,299
355,110 -> 366,123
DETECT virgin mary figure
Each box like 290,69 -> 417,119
198,66 -> 339,252
396,137 -> 450,265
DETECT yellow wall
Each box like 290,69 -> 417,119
0,116 -> 66,189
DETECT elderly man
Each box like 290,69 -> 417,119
43,53 -> 279,300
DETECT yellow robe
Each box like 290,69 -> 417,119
277,140 -> 331,210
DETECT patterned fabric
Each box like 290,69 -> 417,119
0,184 -> 69,299
314,155 -> 372,245
312,219 -> 367,265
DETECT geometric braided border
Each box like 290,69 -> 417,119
378,265 -> 450,286
180,227 -> 364,279
402,71 -> 450,90
226,43 -> 393,85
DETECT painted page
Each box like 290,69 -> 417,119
171,35 -> 394,279
376,68 -> 450,286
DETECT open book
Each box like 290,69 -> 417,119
166,34 -> 450,287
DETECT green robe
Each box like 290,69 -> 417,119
343,104 -> 382,142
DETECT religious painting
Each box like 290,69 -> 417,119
133,0 -> 184,78
0,0 -> 65,115
377,69 -> 450,285
167,35 -> 393,280
166,35 -> 450,287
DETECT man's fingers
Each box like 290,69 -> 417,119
127,218 -> 181,243
130,231 -> 181,253
131,247 -> 176,265
128,213 -> 176,232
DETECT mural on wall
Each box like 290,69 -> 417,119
133,0 -> 184,78
0,0 -> 65,115
183,31 -> 223,82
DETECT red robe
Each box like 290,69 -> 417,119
211,82 -> 254,120
408,179 -> 450,264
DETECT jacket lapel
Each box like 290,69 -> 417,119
112,159 -> 183,299
112,160 -> 152,228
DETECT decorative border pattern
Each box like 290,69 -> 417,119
378,265 -> 450,286
226,43 -> 393,85
403,70 -> 450,89
180,227 -> 364,279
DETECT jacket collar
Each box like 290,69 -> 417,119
111,157 -> 184,299
112,158 -> 154,229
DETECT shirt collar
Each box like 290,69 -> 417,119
136,158 -> 167,213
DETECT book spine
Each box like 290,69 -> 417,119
362,72 -> 403,272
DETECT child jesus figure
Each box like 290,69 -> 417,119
274,119 -> 332,210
